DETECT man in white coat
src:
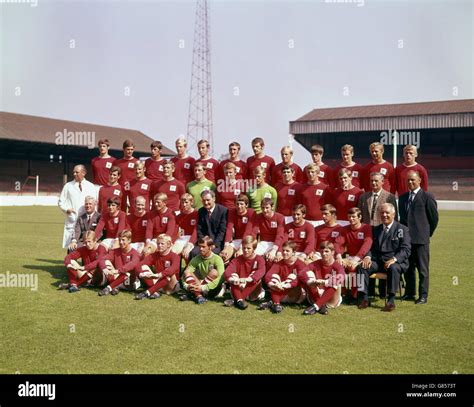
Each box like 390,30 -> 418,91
58,165 -> 98,248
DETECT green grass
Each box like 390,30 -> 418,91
0,207 -> 473,374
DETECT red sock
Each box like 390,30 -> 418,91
230,284 -> 257,301
109,274 -> 128,289
147,278 -> 169,295
270,290 -> 289,305
67,268 -> 78,286
76,272 -> 93,287
315,287 -> 336,309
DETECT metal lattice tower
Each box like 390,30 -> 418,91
186,0 -> 213,156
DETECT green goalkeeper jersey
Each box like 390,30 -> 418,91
186,179 -> 216,209
247,184 -> 278,214
183,253 -> 225,293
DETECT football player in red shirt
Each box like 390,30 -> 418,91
113,139 -> 138,190
246,137 -> 275,184
150,160 -> 185,213
306,144 -> 332,186
60,231 -> 108,293
299,163 -> 330,226
94,197 -> 127,250
171,137 -> 196,186
299,241 -> 345,315
195,139 -> 219,183
272,146 -> 304,185
221,194 -> 256,263
254,198 -> 285,262
259,241 -> 307,313
275,165 -> 303,222
217,141 -> 247,184
331,144 -> 364,189
363,142 -> 396,193
173,193 -> 198,260
335,207 -> 373,304
217,162 -> 247,210
126,160 -> 153,213
313,204 -> 345,261
91,138 -> 115,186
395,144 -> 429,196
144,140 -> 167,182
283,204 -> 315,263
144,192 -> 177,254
97,230 -> 141,296
97,166 -> 123,214
126,195 -> 149,254
134,234 -> 181,300
223,236 -> 266,309
331,168 -> 364,221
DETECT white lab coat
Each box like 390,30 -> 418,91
58,179 -> 98,248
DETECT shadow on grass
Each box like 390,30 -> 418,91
36,258 -> 64,265
23,264 -> 66,287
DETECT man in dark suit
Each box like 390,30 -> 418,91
357,203 -> 411,312
398,170 -> 439,304
68,196 -> 100,252
190,190 -> 228,258
358,172 -> 398,226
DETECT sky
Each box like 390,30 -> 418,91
1,0 -> 473,166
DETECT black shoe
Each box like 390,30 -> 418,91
134,292 -> 148,300
179,293 -> 190,301
257,301 -> 273,311
110,288 -> 120,296
235,300 -> 248,310
98,287 -> 111,296
401,294 -> 416,301
358,299 -> 369,309
148,292 -> 161,299
318,305 -> 328,315
270,303 -> 283,314
415,297 -> 427,304
303,305 -> 318,315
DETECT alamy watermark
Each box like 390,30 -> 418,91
55,129 -> 96,149
380,130 -> 420,149
18,381 -> 55,400
216,178 -> 257,194
325,0 -> 364,7
1,0 -> 38,7
0,271 -> 38,291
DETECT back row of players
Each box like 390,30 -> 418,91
58,136 -> 435,314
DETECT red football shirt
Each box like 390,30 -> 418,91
113,157 -> 139,188
395,163 -> 429,196
271,162 -> 304,185
126,178 -> 153,213
299,182 -> 330,221
126,212 -> 149,243
195,157 -> 220,183
98,184 -> 124,214
171,156 -> 195,186
91,156 -> 116,186
145,158 -> 167,182
246,155 -> 276,183
275,181 -> 303,216
150,179 -> 186,212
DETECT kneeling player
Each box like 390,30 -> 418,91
223,236 -> 265,310
60,231 -> 107,293
299,241 -> 345,316
180,236 -> 225,304
97,230 -> 141,296
258,241 -> 307,313
134,234 -> 180,300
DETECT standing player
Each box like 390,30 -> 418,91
221,194 -> 256,263
134,234 -> 181,300
94,197 -> 128,250
299,163 -> 330,226
145,193 -> 178,253
145,141 -> 167,182
259,241 -> 307,313
272,146 -> 304,185
223,236 -> 266,309
246,137 -> 275,184
60,231 -> 107,293
307,144 -> 332,186
173,193 -> 198,260
186,162 -> 216,210
151,160 -> 185,213
363,142 -> 396,194
171,137 -> 196,186
299,241 -> 345,315
254,198 -> 285,262
91,139 -> 115,187
283,204 -> 315,263
313,204 -> 345,261
247,166 -> 277,214
180,236 -> 226,304
275,165 -> 303,223
395,144 -> 429,196
330,168 -> 363,222
113,139 -> 138,191
97,166 -> 124,214
331,144 -> 364,189
195,139 -> 219,184
335,208 -> 373,304
217,142 -> 247,184
97,230 -> 141,296
126,196 -> 149,254
217,162 -> 246,210
126,161 -> 153,213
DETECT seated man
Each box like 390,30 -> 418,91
94,197 -> 127,250
223,235 -> 266,310
97,230 -> 141,296
68,195 -> 100,251
299,241 -> 345,316
173,193 -> 198,260
134,234 -> 181,300
180,236 -> 225,304
60,231 -> 107,293
283,204 -> 315,264
126,195 -> 149,254
356,203 -> 411,311
221,194 -> 256,264
254,198 -> 285,263
258,241 -> 307,314
335,207 -> 373,304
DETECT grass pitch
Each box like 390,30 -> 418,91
0,207 -> 473,374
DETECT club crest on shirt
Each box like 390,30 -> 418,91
348,194 -> 355,201
184,163 -> 191,169
191,219 -> 197,225
270,221 -> 277,228
236,167 -> 241,173
288,189 -> 295,196
114,217 -> 119,224
316,189 -> 323,196
170,185 -> 177,192
331,231 -> 339,238
159,165 -> 163,171
242,217 -> 248,224
319,171 -> 325,177
162,217 -> 168,224
206,162 -> 213,169
142,220 -> 148,227
127,162 -> 135,169
165,261 -> 171,268
141,183 -> 148,190
113,189 -> 121,196
253,261 -> 258,269
105,162 -> 112,169
300,231 -> 306,238
380,168 -> 387,175
261,162 -> 267,168
357,232 -> 364,239
234,189 -> 241,195
352,171 -> 359,178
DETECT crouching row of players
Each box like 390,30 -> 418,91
62,230 -> 344,316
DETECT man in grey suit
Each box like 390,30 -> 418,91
357,203 -> 411,312
398,170 -> 439,304
68,196 -> 101,251
358,172 -> 398,226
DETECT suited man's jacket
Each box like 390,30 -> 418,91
73,211 -> 101,242
368,221 -> 411,268
357,188 -> 398,226
197,204 -> 228,250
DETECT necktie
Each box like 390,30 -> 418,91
381,225 -> 390,244
79,182 -> 82,192
87,215 -> 91,226
407,191 -> 415,211
370,193 -> 378,220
